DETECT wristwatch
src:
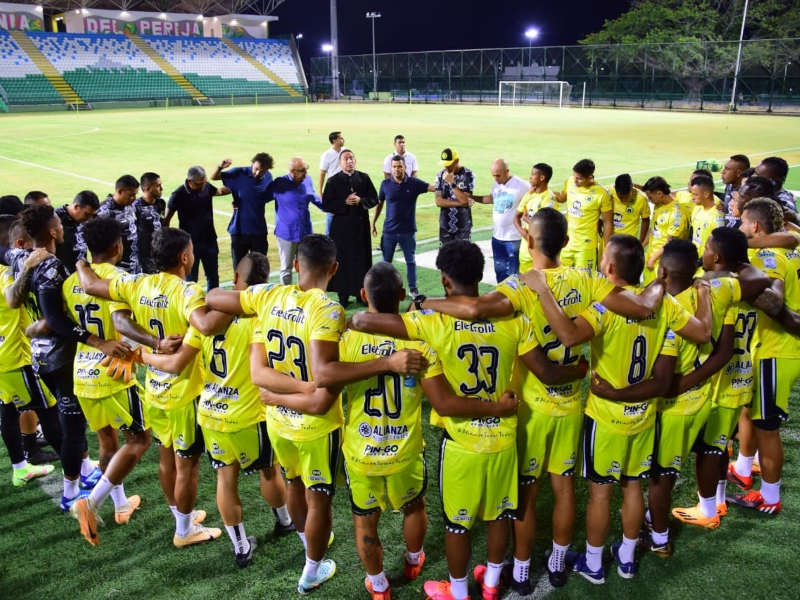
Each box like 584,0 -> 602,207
413,294 -> 427,311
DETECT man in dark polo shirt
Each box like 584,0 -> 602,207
211,152 -> 274,269
134,172 -> 164,274
97,175 -> 140,274
166,165 -> 230,290
372,154 -> 433,295
55,190 -> 99,273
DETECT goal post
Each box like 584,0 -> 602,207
498,81 -> 585,109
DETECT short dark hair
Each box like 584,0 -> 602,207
532,163 -> 552,183
608,234 -> 645,284
297,234 -> 337,270
252,153 -> 274,170
642,176 -> 671,195
394,134 -> 405,142
740,167 -> 756,179
709,227 -> 749,265
20,204 -> 56,242
328,131 -> 341,144
0,195 -> 24,216
239,252 -> 270,286
364,262 -> 403,314
615,174 -> 633,197
0,215 -> 18,246
140,172 -> 160,189
73,190 -> 100,210
573,159 -> 595,178
530,207 -> 567,260
743,198 -> 784,234
82,217 -> 123,256
730,154 -> 750,169
693,168 -> 713,180
391,154 -> 406,164
115,175 -> 139,191
8,220 -> 28,246
660,239 -> 698,274
740,176 -> 775,201
152,227 -> 191,272
760,157 -> 789,184
690,175 -> 714,191
436,240 -> 484,286
24,191 -> 48,205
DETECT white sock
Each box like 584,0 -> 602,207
88,475 -> 115,508
367,571 -> 389,593
754,450 -> 760,466
549,541 -> 569,572
645,509 -> 651,524
273,505 -> 292,526
302,556 -> 320,580
297,531 -> 307,550
586,542 -> 603,572
80,456 -> 96,477
405,548 -> 423,565
618,535 -> 638,564
734,453 -> 754,477
12,460 -> 27,470
170,505 -> 179,518
699,495 -> 717,518
761,480 -> 781,505
484,562 -> 504,587
513,557 -> 530,583
449,574 -> 469,600
225,523 -> 249,554
64,477 -> 79,499
651,528 -> 669,546
110,484 -> 128,508
716,480 -> 727,506
176,510 -> 193,537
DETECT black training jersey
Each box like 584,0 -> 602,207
134,197 -> 162,274
98,196 -> 140,274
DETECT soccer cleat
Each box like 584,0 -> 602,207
473,564 -> 501,600
80,467 -> 103,490
717,502 -> 728,517
273,519 -> 296,538
544,549 -> 573,588
60,489 -> 91,512
727,490 -> 782,515
192,509 -> 207,525
114,495 -> 141,525
572,552 -> 606,585
364,577 -> 391,600
173,524 -> 222,548
36,426 -> 48,447
71,497 -> 101,546
671,504 -> 721,529
503,562 -> 532,596
403,550 -> 425,580
297,558 -> 336,595
726,463 -> 753,491
410,288 -> 419,297
12,464 -> 54,487
25,449 -> 60,465
235,535 -> 258,568
328,530 -> 335,548
610,542 -> 637,579
638,531 -> 673,558
422,580 -> 456,600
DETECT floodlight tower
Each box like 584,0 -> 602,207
330,0 -> 340,98
525,28 -> 538,75
366,12 -> 381,96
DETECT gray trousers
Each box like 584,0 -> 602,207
277,236 -> 299,285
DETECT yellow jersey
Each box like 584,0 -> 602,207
495,269 -> 613,416
561,177 -> 612,251
401,309 -> 538,453
64,263 -> 133,399
0,266 -> 31,373
183,316 -> 265,433
608,187 -> 651,238
109,272 -> 206,410
647,201 -> 690,262
748,247 -> 800,359
691,203 -> 726,253
519,189 -> 558,222
340,330 -> 441,476
582,289 -> 690,435
240,283 -> 346,442
675,190 -> 695,207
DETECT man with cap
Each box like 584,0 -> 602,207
434,148 -> 475,245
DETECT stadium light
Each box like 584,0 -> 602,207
296,33 -> 303,53
525,28 -> 538,70
322,44 -> 334,85
366,12 -> 381,96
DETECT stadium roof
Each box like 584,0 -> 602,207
3,0 -> 286,17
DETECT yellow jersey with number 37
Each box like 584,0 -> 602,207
240,283 -> 346,442
109,272 -> 206,410
0,266 -> 31,373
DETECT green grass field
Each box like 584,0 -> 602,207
1,104 -> 800,599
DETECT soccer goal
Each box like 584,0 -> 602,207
498,81 -> 584,109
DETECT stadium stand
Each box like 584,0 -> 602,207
0,30 -> 69,105
234,38 -> 304,94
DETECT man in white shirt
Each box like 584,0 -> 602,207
474,159 -> 529,282
319,131 -> 344,234
382,135 -> 418,179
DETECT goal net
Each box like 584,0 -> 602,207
498,81 -> 576,108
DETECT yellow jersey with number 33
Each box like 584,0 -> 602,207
0,266 -> 31,373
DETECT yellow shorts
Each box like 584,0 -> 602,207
694,404 -> 744,455
0,366 -> 56,411
78,385 -> 146,434
652,402 -> 711,476
270,427 -> 342,495
439,435 -> 517,532
518,408 -> 581,483
561,247 -> 597,271
750,357 -> 800,429
345,454 -> 427,516
148,398 -> 204,458
204,420 -> 275,474
581,415 -> 654,484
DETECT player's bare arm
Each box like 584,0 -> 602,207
205,288 -> 246,315
601,210 -> 614,246
319,348 -> 427,389
141,342 -> 199,374
75,260 -> 113,300
751,277 -> 785,315
350,311 -> 412,340
188,306 -> 233,336
590,352 -> 677,403
747,230 -> 799,249
675,323 -> 735,395
6,248 -> 50,308
112,309 -> 184,353
419,374 -> 519,418
249,342 -> 317,395
521,347 -> 589,385
421,291 -> 514,321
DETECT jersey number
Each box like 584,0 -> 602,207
210,334 -> 228,378
364,373 -> 402,419
734,311 -> 757,355
74,303 -> 104,338
627,335 -> 647,385
541,322 -> 580,365
457,344 -> 499,395
266,329 -> 309,381
149,318 -> 165,340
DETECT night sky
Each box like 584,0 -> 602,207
269,0 -> 632,62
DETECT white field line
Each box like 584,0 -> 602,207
0,126 -> 101,143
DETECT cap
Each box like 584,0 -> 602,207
0,195 -> 24,216
439,148 -> 459,167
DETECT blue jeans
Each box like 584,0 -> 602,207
381,232 -> 417,291
492,237 -> 521,284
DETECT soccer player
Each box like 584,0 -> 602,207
55,190 -> 99,274
97,175 -> 141,274
514,163 -> 557,274
608,174 -> 650,244
641,176 -> 690,283
351,240 -> 589,600
206,234 -> 346,595
76,227 -> 231,546
140,253 -> 300,567
674,168 -> 713,207
66,217 -> 152,546
134,172 -> 164,274
9,205 -> 129,511
555,159 -> 612,270
690,175 -> 726,256
527,234 -> 709,583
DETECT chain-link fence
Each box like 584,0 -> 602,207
309,38 -> 800,114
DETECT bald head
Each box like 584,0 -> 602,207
289,157 -> 309,183
491,158 -> 511,184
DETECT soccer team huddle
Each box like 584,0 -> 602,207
0,148 -> 798,600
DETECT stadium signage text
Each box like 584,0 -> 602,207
83,17 -> 202,37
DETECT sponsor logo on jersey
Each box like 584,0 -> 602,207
505,277 -> 519,291
363,444 -> 399,457
362,340 -> 396,357
211,442 -> 225,455
623,402 -> 648,417
200,398 -> 230,413
558,289 -> 582,308
564,452 -> 576,466
77,350 -> 105,362
454,320 -> 496,333
496,496 -> 514,511
203,383 -> 240,401
369,424 -> 409,442
453,508 -> 472,523
140,294 -> 169,308
469,416 -> 501,428
523,457 -> 539,474
76,367 -> 101,379
401,487 -> 418,501
308,469 -> 325,482
364,493 -> 378,506
276,405 -> 302,418
606,460 -> 621,475
149,379 -> 172,391
358,422 -> 373,438
271,306 -> 305,324
725,360 -> 752,376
